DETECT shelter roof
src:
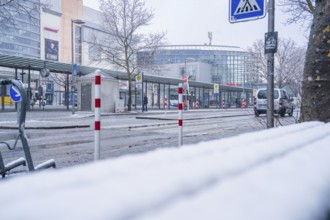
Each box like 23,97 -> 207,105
0,54 -> 251,92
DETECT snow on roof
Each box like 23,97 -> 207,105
1,122 -> 330,220
157,44 -> 246,52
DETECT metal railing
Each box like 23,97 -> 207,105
0,78 -> 56,178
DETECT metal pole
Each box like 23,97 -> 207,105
163,83 -> 166,109
66,73 -> 69,110
267,0 -> 275,128
208,89 -> 210,108
202,87 -> 205,108
27,67 -> 31,110
14,68 -> 17,111
7,79 -> 34,171
71,20 -> 75,115
141,72 -> 144,112
94,70 -> 101,161
168,83 -> 171,110
158,83 -> 160,109
184,59 -> 186,107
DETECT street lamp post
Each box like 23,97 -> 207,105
71,19 -> 85,115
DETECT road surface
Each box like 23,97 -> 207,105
0,108 -> 298,173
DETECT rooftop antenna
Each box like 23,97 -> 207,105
208,32 -> 212,45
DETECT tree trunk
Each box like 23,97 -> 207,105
127,73 -> 132,112
128,82 -> 132,112
300,0 -> 330,122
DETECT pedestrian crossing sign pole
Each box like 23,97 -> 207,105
229,0 -> 266,23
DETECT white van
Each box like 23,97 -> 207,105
254,88 -> 294,117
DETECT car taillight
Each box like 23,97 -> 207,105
254,97 -> 256,105
279,98 -> 283,106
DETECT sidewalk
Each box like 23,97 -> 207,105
0,107 -> 253,129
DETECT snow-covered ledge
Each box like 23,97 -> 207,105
1,122 -> 330,220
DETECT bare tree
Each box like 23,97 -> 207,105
248,38 -> 306,93
275,38 -> 306,89
300,0 -> 330,122
247,39 -> 268,83
0,0 -> 49,27
278,0 -> 315,26
89,0 -> 166,111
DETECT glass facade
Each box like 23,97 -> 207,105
75,26 -> 83,64
138,45 -> 257,87
0,0 -> 41,58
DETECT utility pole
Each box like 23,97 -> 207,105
266,0 -> 275,128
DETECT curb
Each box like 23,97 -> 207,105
136,113 -> 252,121
0,124 -> 90,130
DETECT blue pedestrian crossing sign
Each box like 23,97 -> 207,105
229,0 -> 266,23
9,84 -> 22,102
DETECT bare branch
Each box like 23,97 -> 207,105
248,38 -> 306,95
88,0 -> 166,111
0,0 -> 50,27
278,0 -> 315,27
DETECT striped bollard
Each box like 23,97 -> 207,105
222,99 -> 225,109
178,83 -> 183,146
94,70 -> 101,161
196,97 -> 199,109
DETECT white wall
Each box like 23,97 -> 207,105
40,8 -> 61,61
77,72 -> 119,113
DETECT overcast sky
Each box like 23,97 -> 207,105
83,0 -> 309,49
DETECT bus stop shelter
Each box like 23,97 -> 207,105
0,54 -> 252,111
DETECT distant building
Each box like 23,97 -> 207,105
138,45 -> 257,86
0,0 -> 41,58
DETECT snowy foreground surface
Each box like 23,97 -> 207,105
1,122 -> 330,220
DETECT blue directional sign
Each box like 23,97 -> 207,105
72,63 -> 77,80
229,0 -> 266,23
9,84 -> 22,102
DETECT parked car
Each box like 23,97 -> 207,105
254,88 -> 294,117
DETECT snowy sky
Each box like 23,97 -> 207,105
83,0 -> 309,49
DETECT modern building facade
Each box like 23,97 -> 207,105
138,45 -> 257,87
0,0 -> 41,58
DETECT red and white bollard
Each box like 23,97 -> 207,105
164,96 -> 168,115
94,70 -> 101,161
196,97 -> 199,109
178,83 -> 183,146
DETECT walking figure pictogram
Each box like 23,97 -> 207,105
234,0 -> 261,15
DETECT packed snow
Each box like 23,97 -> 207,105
1,121 -> 330,220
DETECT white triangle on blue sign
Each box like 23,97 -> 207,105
234,0 -> 261,15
